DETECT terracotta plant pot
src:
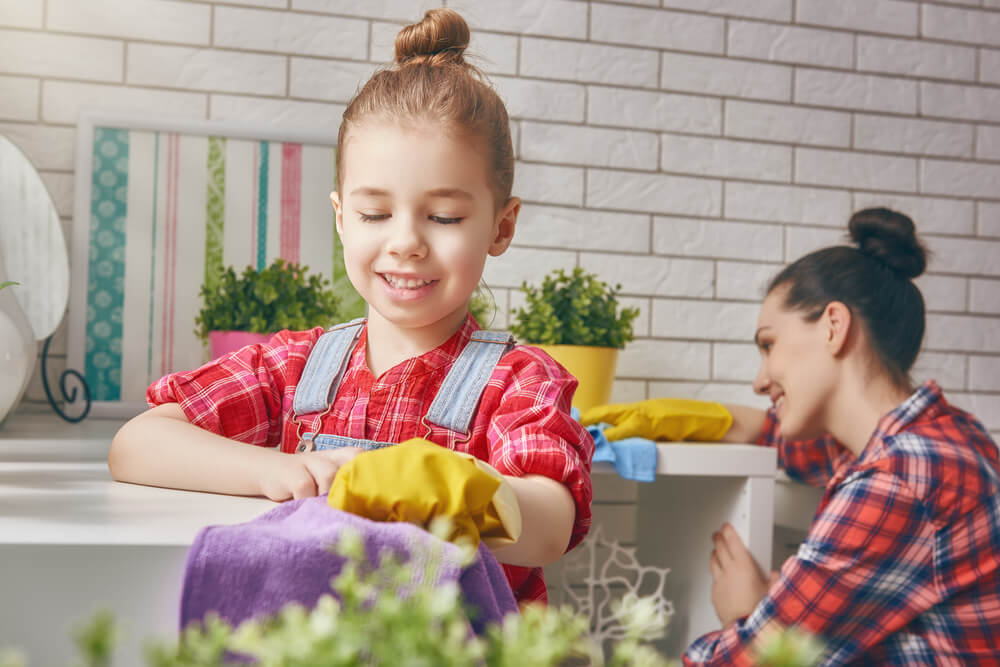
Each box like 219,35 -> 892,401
534,344 -> 619,414
208,331 -> 273,360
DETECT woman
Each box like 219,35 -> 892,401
686,208 -> 1000,665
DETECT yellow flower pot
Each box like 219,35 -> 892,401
535,344 -> 619,414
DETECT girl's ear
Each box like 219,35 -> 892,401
330,191 -> 344,236
823,301 -> 852,356
488,196 -> 520,257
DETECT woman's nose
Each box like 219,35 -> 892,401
752,363 -> 770,396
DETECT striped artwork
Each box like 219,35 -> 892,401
84,126 -> 362,402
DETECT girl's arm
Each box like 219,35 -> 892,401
490,474 -> 576,567
109,403 -> 361,501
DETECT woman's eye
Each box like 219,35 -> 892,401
430,215 -> 463,225
359,212 -> 389,223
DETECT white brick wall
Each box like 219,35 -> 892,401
2,0 -> 997,442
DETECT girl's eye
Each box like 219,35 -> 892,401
359,212 -> 389,223
430,215 -> 463,225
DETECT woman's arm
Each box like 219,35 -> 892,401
685,471 -> 934,666
109,403 -> 360,500
719,404 -> 768,443
490,473 -> 576,567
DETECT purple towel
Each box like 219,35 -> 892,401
180,496 -> 518,636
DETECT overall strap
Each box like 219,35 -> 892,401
424,330 -> 515,437
292,317 -> 366,416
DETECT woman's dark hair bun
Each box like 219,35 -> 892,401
848,207 -> 927,280
395,8 -> 470,67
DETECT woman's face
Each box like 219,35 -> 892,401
752,286 -> 837,440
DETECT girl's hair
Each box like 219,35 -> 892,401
336,8 -> 514,206
768,207 -> 929,388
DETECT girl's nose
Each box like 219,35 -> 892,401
386,216 -> 428,259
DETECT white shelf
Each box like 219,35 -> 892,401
592,442 -> 775,477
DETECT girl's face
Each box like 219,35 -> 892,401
752,287 -> 838,440
332,120 -> 518,340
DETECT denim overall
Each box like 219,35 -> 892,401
290,318 -> 515,453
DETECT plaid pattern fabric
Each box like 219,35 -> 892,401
685,381 -> 1000,666
147,314 -> 594,604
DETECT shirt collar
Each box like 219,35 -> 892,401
858,379 -> 943,463
348,312 -> 481,385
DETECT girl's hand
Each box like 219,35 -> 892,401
259,447 -> 364,501
709,522 -> 772,627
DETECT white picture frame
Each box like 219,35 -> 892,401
68,111 -> 350,418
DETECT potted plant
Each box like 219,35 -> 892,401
511,268 -> 639,412
195,259 -> 340,359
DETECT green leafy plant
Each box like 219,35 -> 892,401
469,285 -> 497,327
14,522 -> 678,667
753,626 -> 825,667
2,520 -> 821,666
0,281 -> 19,291
194,259 -> 340,343
511,268 -> 639,348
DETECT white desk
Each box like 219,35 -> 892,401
0,415 -> 776,663
590,445 -> 776,657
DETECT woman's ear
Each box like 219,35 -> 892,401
488,196 -> 520,257
823,301 -> 852,356
330,191 -> 344,236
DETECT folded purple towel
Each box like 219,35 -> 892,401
180,496 -> 518,636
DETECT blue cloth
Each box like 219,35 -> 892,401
572,408 -> 658,482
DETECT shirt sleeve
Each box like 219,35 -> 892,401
145,328 -> 321,447
484,347 -> 595,552
684,469 -> 934,666
757,407 -> 846,487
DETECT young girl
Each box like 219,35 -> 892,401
108,8 -> 594,605
685,208 -> 1000,665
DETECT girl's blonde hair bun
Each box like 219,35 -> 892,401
395,8 -> 471,68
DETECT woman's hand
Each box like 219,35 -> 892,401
259,447 -> 364,501
709,522 -> 775,627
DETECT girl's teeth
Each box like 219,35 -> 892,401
385,275 -> 431,289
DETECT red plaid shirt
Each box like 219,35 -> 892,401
147,314 -> 594,604
685,380 -> 1000,666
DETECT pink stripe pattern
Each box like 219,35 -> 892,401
280,143 -> 302,263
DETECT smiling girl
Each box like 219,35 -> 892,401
686,208 -> 1000,665
108,8 -> 594,605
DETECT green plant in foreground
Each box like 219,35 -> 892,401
511,268 -> 639,348
6,518 -> 821,666
0,281 -> 19,291
194,259 -> 340,343
754,626 -> 825,667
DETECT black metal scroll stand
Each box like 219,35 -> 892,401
41,335 -> 91,423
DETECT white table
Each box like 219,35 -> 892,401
0,415 -> 776,663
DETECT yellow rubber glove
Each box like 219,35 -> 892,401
328,438 -> 522,548
581,398 -> 733,442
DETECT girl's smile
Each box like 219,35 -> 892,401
378,272 -> 439,300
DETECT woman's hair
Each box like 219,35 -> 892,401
336,8 -> 514,206
768,207 -> 929,388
